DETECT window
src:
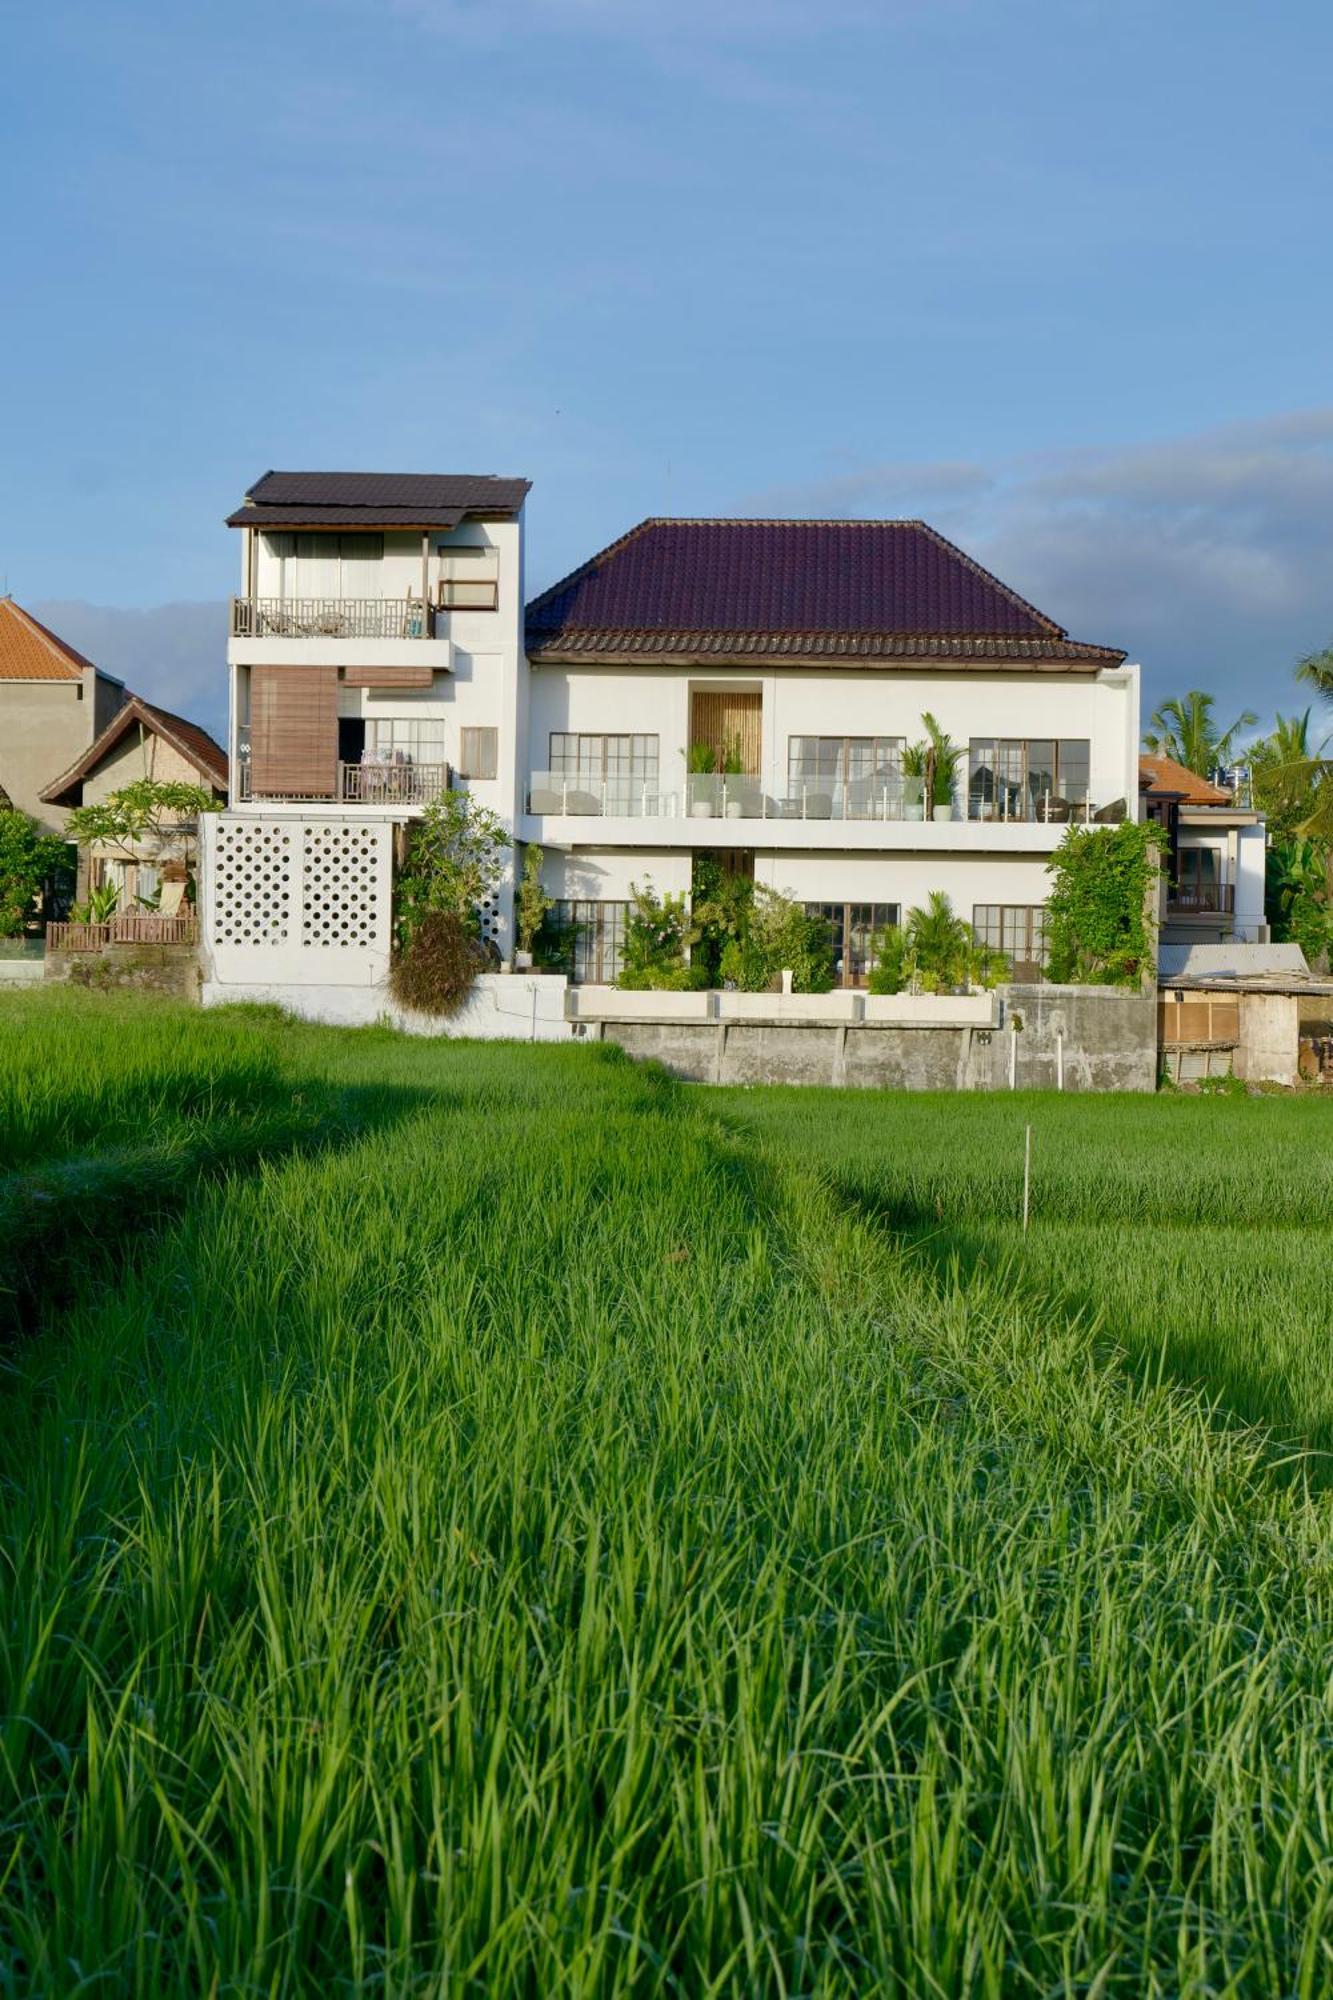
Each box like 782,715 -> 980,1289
967,740 -> 1090,820
366,719 -> 446,765
972,904 -> 1048,971
788,737 -> 904,803
804,902 -> 901,986
1175,846 -> 1226,911
549,734 -> 659,803
438,543 -> 499,610
458,727 -> 499,781
551,899 -> 629,984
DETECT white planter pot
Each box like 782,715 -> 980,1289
904,803 -> 925,821
725,800 -> 744,820
933,804 -> 953,823
691,800 -> 714,819
514,950 -> 533,970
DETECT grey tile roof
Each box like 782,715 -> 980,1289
227,470 -> 531,530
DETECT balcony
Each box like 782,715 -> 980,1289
231,596 -> 434,641
237,759 -> 451,808
526,773 -> 1124,826
1169,885 -> 1235,915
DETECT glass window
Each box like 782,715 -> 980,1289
804,902 -> 901,985
968,741 -> 1091,818
787,737 -> 904,794
549,735 -> 659,798
551,899 -> 629,984
972,904 -> 1048,969
366,719 -> 446,764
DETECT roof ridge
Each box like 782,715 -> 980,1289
0,598 -> 97,679
39,691 -> 228,804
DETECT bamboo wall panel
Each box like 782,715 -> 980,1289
690,691 -> 762,771
251,666 -> 339,797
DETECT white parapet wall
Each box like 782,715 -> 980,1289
567,985 -> 997,1028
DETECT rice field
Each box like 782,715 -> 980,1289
2,990 -> 1333,1995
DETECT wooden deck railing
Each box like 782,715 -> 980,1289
237,760 -> 450,805
46,915 -> 199,952
230,596 -> 433,641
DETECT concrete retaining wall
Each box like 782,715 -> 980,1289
45,942 -> 202,1002
589,1017 -> 992,1089
990,984 -> 1158,1093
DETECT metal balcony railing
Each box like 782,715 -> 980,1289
230,596 -> 433,640
1169,884 -> 1235,914
527,773 -> 1128,825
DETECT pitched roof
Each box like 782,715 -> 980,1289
0,596 -> 103,681
40,694 -> 228,805
1139,753 -> 1233,806
227,469 -> 531,532
526,518 -> 1126,669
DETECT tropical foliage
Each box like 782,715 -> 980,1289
867,893 -> 1004,995
1044,821 -> 1167,987
616,882 -> 704,990
719,886 -> 835,993
514,842 -> 552,954
1266,836 -> 1333,971
0,811 -> 71,937
66,778 -> 220,873
393,791 -> 509,952
1143,689 -> 1258,776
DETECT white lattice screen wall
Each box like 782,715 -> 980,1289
203,817 -> 393,986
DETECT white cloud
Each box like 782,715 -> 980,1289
742,409 -> 1333,724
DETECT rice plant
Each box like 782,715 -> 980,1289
1,994 -> 1333,1993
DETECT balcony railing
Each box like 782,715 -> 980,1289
237,759 -> 450,806
527,773 -> 1126,825
230,596 -> 433,641
1169,884 -> 1235,914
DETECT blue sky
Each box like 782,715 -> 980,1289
5,0 -> 1333,737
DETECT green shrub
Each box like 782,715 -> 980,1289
719,886 -> 834,993
616,882 -> 704,989
867,923 -> 912,994
0,811 -> 72,936
1044,821 -> 1166,986
394,792 -> 509,952
515,842 -> 552,955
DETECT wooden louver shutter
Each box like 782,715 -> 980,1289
250,665 -> 339,797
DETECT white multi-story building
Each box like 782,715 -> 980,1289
521,517 -> 1141,984
205,478 -> 1154,1009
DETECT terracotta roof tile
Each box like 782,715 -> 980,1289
526,519 -> 1125,667
1139,753 -> 1233,806
0,597 -> 97,680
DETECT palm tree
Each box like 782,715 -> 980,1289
906,891 -> 975,992
1297,645 -> 1333,704
1142,690 -> 1259,776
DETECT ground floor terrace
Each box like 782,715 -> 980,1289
537,844 -> 1056,984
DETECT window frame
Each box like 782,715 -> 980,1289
457,726 -> 499,781
971,903 -> 1048,971
803,901 -> 902,986
967,739 -> 1091,818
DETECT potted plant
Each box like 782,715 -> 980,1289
514,842 -> 551,970
688,742 -> 716,818
720,735 -> 746,818
902,742 -> 927,821
922,711 -> 960,823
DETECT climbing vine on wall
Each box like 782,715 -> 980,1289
1044,821 -> 1167,987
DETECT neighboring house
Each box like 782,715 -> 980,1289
40,693 -> 228,907
206,478 -> 1143,1001
1140,753 -> 1267,945
0,597 -> 126,833
523,519 -> 1140,984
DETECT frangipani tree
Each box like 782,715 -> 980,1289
66,779 -> 221,888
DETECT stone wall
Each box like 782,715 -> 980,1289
45,942 -> 203,1002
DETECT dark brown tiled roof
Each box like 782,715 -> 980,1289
227,470 -> 531,531
40,694 -> 228,804
526,518 -> 1126,669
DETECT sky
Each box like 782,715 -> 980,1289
4,0 -> 1333,741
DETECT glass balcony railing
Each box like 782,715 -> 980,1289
527,774 -> 1129,825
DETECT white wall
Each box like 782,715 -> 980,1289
752,849 -> 1053,917
202,971 -> 573,1041
525,661 -> 1141,817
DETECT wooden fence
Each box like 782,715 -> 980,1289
46,915 -> 199,953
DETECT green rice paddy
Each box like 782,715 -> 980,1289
2,989 -> 1333,1995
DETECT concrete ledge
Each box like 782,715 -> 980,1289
568,986 -> 998,1029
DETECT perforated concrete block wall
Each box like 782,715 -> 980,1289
202,816 -> 393,987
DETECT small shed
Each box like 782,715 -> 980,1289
1157,943 -> 1333,1085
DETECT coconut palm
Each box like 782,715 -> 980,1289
1143,690 -> 1258,777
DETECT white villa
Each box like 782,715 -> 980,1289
206,469 -> 1258,1015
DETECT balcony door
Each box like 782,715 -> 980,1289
250,665 -> 339,799
274,533 -> 384,605
690,690 -> 761,773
